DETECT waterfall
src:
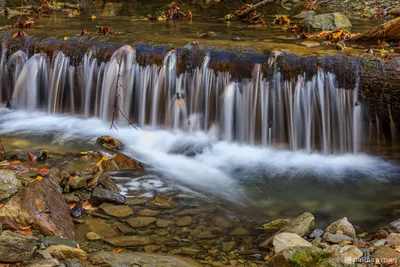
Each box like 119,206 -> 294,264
0,45 -> 366,154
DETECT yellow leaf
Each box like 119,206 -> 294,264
80,151 -> 88,155
29,175 -> 43,183
91,15 -> 97,20
331,30 -> 343,39
63,36 -> 69,41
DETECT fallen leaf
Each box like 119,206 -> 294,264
68,176 -> 77,181
40,167 -> 48,173
396,68 -> 400,72
10,160 -> 21,165
20,226 -> 33,235
343,240 -> 352,245
80,152 -> 88,155
112,249 -> 122,253
29,175 -> 43,183
82,201 -> 97,211
28,152 -> 37,162
76,244 -> 80,249
91,15 -> 97,20
63,36 -> 69,41
69,203 -> 77,209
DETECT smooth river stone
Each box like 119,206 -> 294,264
136,209 -> 160,217
126,217 -> 157,228
104,236 -> 152,247
99,203 -> 134,218
86,220 -> 118,238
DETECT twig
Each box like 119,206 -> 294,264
236,0 -> 274,19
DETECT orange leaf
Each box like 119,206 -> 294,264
40,167 -> 49,173
20,226 -> 33,235
82,201 -> 97,211
396,68 -> 400,72
112,249 -> 122,253
69,203 -> 77,209
343,240 -> 352,245
0,204 -> 4,209
68,176 -> 77,181
76,244 -> 80,249
28,152 -> 38,162
10,160 -> 21,165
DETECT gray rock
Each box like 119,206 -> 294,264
0,170 -> 22,201
273,233 -> 313,253
322,232 -> 355,244
0,230 -> 38,263
323,245 -> 363,266
89,251 -> 199,267
387,233 -> 400,247
325,217 -> 356,238
89,187 -> 125,205
259,212 -> 315,248
300,12 -> 352,32
27,258 -> 60,267
309,229 -> 324,239
42,236 -> 78,248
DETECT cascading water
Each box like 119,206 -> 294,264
0,45 -> 363,154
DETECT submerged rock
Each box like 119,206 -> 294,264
0,140 -> 5,160
96,135 -> 123,151
176,216 -> 192,227
0,230 -> 38,263
0,175 -> 74,237
262,219 -> 291,232
86,219 -> 118,238
42,236 -> 78,248
0,170 -> 22,201
136,209 -> 160,217
126,217 -> 157,228
273,233 -> 313,253
104,235 -> 152,247
27,258 -> 60,267
89,187 -> 126,205
89,251 -> 200,267
300,12 -> 352,32
325,217 -> 356,238
147,195 -> 176,209
322,232 -> 355,244
99,203 -> 133,218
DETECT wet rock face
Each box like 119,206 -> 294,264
96,135 -> 123,151
300,12 -> 352,32
101,152 -> 144,171
0,169 -> 22,201
0,176 -> 74,238
0,230 -> 38,263
89,187 -> 126,205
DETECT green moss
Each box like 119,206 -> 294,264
289,251 -> 332,267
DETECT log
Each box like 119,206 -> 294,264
353,17 -> 400,42
236,0 -> 274,19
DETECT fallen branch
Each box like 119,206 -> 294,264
236,0 -> 274,19
352,17 -> 400,42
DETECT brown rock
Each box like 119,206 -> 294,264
0,230 -> 38,263
126,198 -> 147,206
86,219 -> 118,238
0,140 -> 5,161
229,227 -> 249,236
144,245 -> 161,253
176,216 -> 192,227
156,219 -> 170,228
136,209 -> 160,217
374,229 -> 389,240
27,258 -> 60,267
101,153 -> 144,171
97,135 -> 123,151
127,217 -> 157,228
147,195 -> 176,209
0,176 -> 74,237
47,245 -> 87,261
0,216 -> 22,230
115,222 -> 136,234
0,170 -> 22,201
104,235 -> 152,247
99,203 -> 134,218
387,233 -> 400,247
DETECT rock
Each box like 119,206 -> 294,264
176,216 -> 192,227
99,203 -> 133,218
156,219 -> 170,228
37,249 -> 53,259
309,229 -> 324,239
266,246 -> 322,267
323,245 -> 363,266
86,231 -> 102,240
27,258 -> 60,267
64,193 -> 80,203
200,31 -> 216,38
293,10 -> 316,19
374,229 -> 389,240
325,217 -> 356,238
300,12 -> 352,32
311,237 -> 321,246
101,153 -> 144,171
126,198 -> 147,206
89,251 -> 200,267
222,241 -> 236,252
213,216 -> 233,229
89,187 -> 125,206
0,230 -> 38,263
195,231 -> 215,239
373,246 -> 400,263
0,175 -> 74,237
0,140 -> 5,160
0,170 -> 22,201
47,245 -> 87,261
97,135 -> 123,151
144,245 -> 161,253
179,247 -> 201,256
0,216 -> 22,230
273,233 -> 313,253
68,176 -> 91,189
136,209 -> 160,217
259,212 -> 315,248
86,220 -> 118,238
262,219 -> 291,232
387,233 -> 400,247
322,232 -> 354,244
230,227 -> 249,236
127,217 -> 157,228
300,41 -> 320,48
147,195 -> 176,209
70,203 -> 84,218
104,235 -> 152,247
115,221 -> 135,234
42,236 -> 78,248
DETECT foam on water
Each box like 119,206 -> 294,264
0,108 -> 398,203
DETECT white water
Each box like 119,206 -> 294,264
0,109 -> 398,203
0,45 -> 368,154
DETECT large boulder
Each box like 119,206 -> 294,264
0,176 -> 74,237
0,230 -> 38,263
300,12 -> 352,32
0,170 -> 22,201
89,251 -> 200,267
325,217 -> 356,238
273,233 -> 313,253
259,212 -> 315,248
